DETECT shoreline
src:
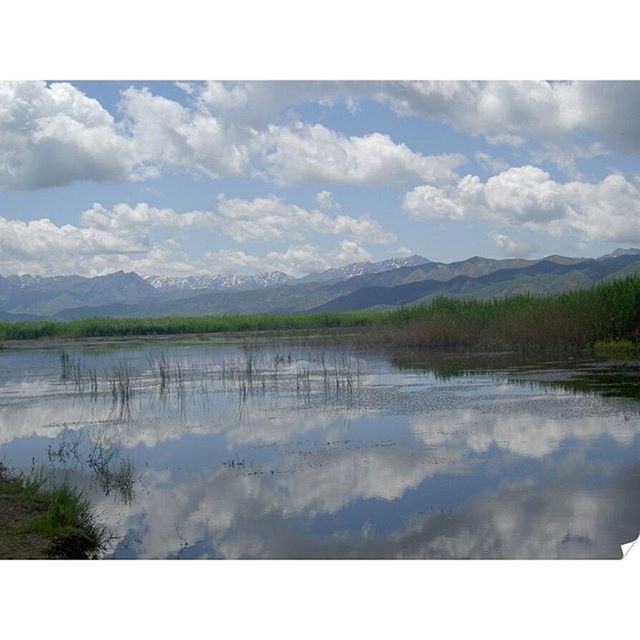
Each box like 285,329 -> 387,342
0,464 -> 107,560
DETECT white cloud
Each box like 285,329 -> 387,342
492,233 -> 539,258
7,80 -> 640,193
403,184 -> 466,220
202,240 -> 372,277
192,80 -> 359,127
190,81 -> 640,170
474,150 -> 510,174
403,165 -> 640,244
120,87 -> 256,178
215,194 -> 395,244
0,194 -> 393,277
122,86 -> 467,189
0,81 -> 473,191
315,190 -> 340,210
188,81 -> 584,148
0,216 -> 145,275
375,81 -> 583,146
263,122 -> 465,187
0,81 -> 141,189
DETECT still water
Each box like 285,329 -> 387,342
1,338 -> 639,558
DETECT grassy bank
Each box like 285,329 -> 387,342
0,463 -> 107,559
370,275 -> 640,351
1,275 -> 640,351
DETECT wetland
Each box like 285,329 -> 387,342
1,335 -> 639,558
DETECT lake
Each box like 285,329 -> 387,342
1,337 -> 639,558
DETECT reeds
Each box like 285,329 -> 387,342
365,276 -> 640,351
0,310 -> 375,341
3,276 -> 640,350
59,351 -> 99,396
106,362 -> 133,404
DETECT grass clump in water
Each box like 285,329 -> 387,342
0,462 -> 108,559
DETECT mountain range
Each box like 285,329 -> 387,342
0,250 -> 639,321
143,254 -> 431,291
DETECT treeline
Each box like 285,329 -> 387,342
1,276 -> 640,350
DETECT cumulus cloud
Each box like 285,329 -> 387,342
0,215 -> 146,275
215,194 -> 395,244
0,195 -> 393,276
186,81 -> 593,148
492,233 -> 539,258
373,81 -> 583,146
120,87 -> 257,178
0,81 -> 476,191
403,165 -> 640,244
185,81 -> 640,171
7,80 -> 640,192
0,81 -> 142,190
474,150 -> 510,174
315,190 -> 341,210
202,240 -> 372,277
263,122 -> 465,187
190,81 -> 367,127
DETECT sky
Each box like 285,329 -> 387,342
2,80 -> 640,277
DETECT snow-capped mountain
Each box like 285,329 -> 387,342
299,255 -> 431,284
5,274 -> 45,288
598,247 -> 640,260
144,271 -> 295,292
144,255 -> 432,291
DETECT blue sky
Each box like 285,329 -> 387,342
2,80 -> 640,277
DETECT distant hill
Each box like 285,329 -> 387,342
0,271 -> 157,317
0,310 -> 45,322
144,271 -> 295,292
598,247 -> 640,260
308,255 -> 640,312
143,255 -> 431,291
3,251 -> 640,321
298,255 -> 431,284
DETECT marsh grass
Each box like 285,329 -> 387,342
144,349 -> 362,413
0,310 -> 376,341
0,462 -> 108,558
368,276 -> 640,351
60,351 -> 99,396
2,276 -> 640,351
106,362 -> 133,404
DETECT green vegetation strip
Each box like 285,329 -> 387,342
0,463 -> 107,559
1,275 -> 640,351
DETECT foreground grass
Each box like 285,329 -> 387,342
0,463 -> 107,559
1,275 -> 640,351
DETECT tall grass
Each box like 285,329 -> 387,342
0,462 -> 108,558
375,276 -> 640,350
0,310 -> 378,341
1,276 -> 640,350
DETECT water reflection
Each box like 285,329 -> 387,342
46,429 -> 137,505
96,452 -> 640,559
0,341 -> 639,558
